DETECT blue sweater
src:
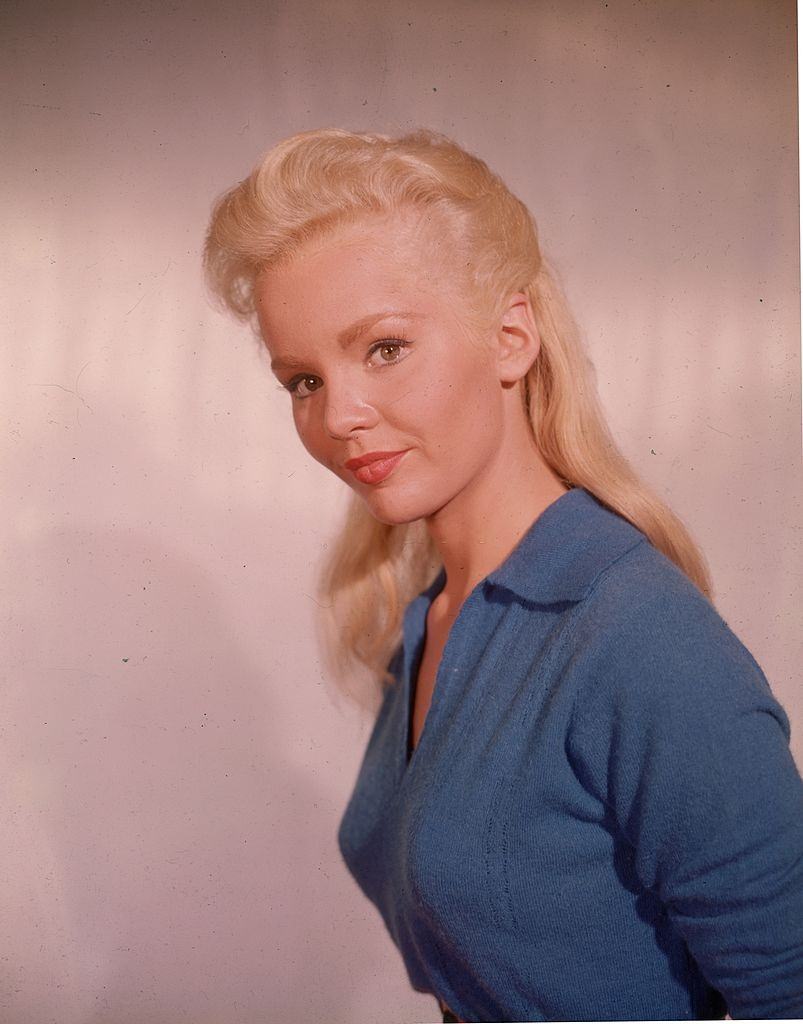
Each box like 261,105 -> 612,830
338,487 -> 803,1021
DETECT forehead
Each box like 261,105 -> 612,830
254,210 -> 458,343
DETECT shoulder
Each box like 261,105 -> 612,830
567,536 -> 787,731
561,533 -> 803,952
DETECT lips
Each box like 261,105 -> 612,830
345,449 -> 410,485
344,450 -> 408,470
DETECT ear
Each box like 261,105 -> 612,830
495,291 -> 540,384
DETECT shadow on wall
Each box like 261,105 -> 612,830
2,360 -> 395,1024
3,522 -> 354,1023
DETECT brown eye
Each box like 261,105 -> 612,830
366,339 -> 411,368
287,375 -> 323,399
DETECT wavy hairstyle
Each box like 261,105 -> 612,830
203,127 -> 713,707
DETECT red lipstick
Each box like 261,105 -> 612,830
345,449 -> 409,485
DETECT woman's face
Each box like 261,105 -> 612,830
254,210 -> 510,526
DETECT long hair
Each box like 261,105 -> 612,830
203,127 -> 714,708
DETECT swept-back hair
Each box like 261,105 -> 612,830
203,127 -> 713,707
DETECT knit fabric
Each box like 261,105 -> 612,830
337,487 -> 803,1021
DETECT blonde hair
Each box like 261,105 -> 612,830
203,127 -> 714,708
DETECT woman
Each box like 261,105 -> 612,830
204,128 -> 803,1022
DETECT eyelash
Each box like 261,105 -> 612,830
276,337 -> 412,400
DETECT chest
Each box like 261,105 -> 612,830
339,593 -> 604,925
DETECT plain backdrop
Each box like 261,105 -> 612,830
1,1 -> 800,1022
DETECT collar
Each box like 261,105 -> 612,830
421,486 -> 646,608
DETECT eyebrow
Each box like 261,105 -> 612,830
269,310 -> 424,374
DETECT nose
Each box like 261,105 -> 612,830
322,378 -> 379,440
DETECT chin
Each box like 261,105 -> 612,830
357,490 -> 434,527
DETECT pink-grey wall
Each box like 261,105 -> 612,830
2,2 -> 799,1022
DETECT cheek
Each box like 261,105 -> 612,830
290,405 -> 351,482
412,363 -> 498,448
292,406 -> 328,462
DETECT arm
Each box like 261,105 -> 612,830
567,588 -> 803,1019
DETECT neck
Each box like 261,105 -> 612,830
424,417 -> 568,617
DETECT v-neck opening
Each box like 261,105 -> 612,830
399,490 -> 589,776
402,566 -> 447,773
405,617 -> 429,767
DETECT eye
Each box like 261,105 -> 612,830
281,374 -> 323,400
366,338 -> 411,368
276,337 -> 411,401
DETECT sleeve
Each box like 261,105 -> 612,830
566,588 -> 803,1019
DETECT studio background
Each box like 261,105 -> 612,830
2,2 -> 799,1022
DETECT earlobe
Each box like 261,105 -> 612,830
497,292 -> 540,384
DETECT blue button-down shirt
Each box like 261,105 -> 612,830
338,487 -> 803,1021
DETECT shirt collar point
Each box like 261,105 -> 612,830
485,487 -> 646,605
